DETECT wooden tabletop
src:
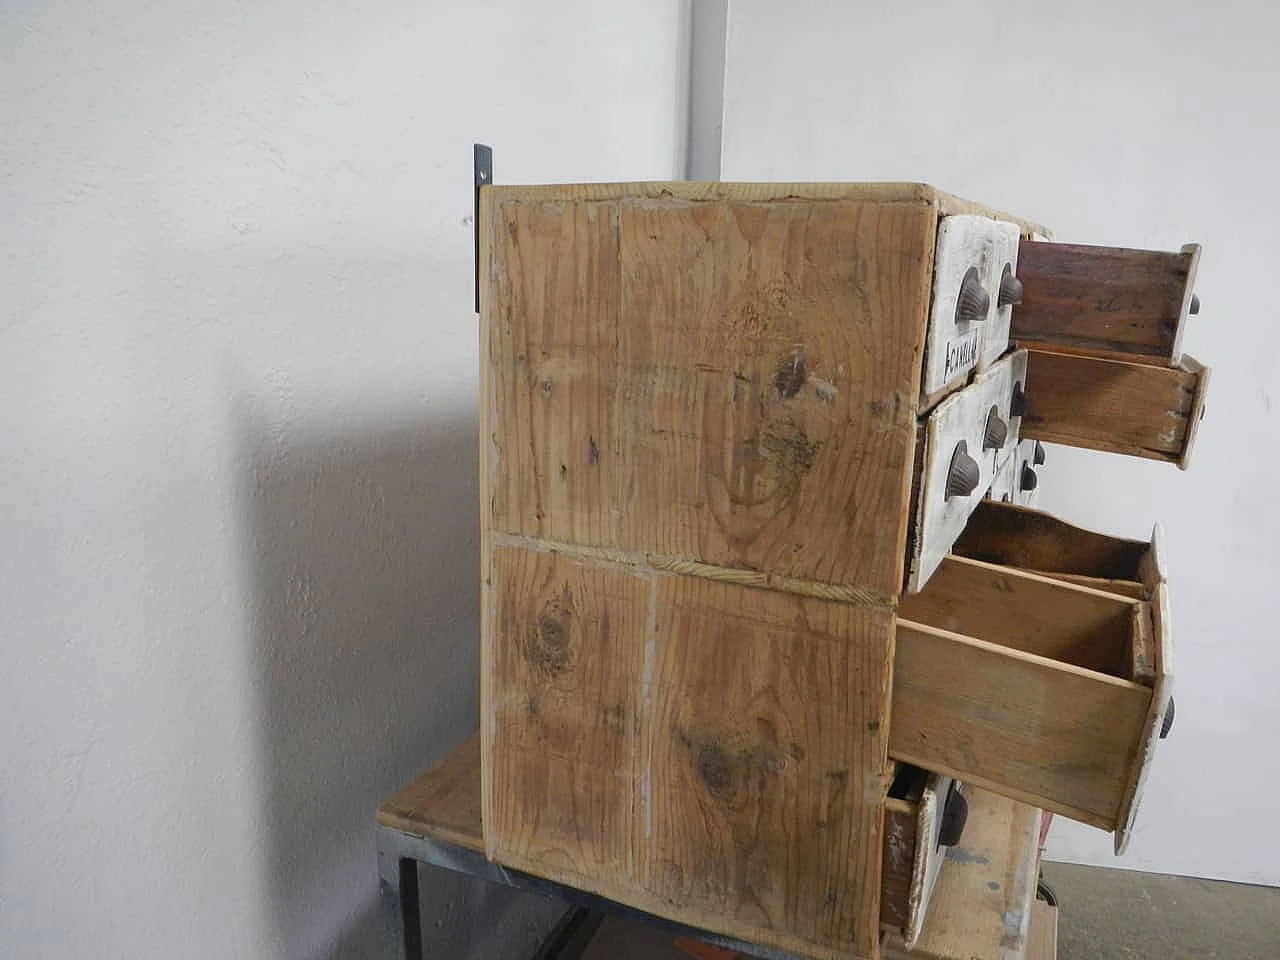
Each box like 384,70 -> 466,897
378,733 -> 485,853
378,733 -> 1055,960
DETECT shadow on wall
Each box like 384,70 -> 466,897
234,400 -> 563,958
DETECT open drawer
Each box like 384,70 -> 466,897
880,765 -> 967,946
889,501 -> 1172,853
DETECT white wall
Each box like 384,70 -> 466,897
721,0 -> 1280,884
0,2 -> 687,957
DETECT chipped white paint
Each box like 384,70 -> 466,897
909,352 -> 1023,592
922,215 -> 1001,399
903,775 -> 954,947
979,221 -> 1023,371
887,819 -> 911,871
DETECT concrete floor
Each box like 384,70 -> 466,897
1042,862 -> 1280,960
575,863 -> 1280,958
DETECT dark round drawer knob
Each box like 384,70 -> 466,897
1189,294 -> 1200,316
946,441 -> 981,500
1020,462 -> 1039,492
1010,381 -> 1027,418
938,783 -> 969,848
955,267 -> 990,325
1160,697 -> 1175,739
998,264 -> 1024,307
1033,440 -> 1046,466
984,406 -> 1009,450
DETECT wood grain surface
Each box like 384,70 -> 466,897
486,547 -> 651,883
377,733 -> 484,852
480,182 -> 1049,236
484,190 -> 937,597
645,575 -> 892,957
483,544 -> 893,959
879,796 -> 919,932
1114,580 -> 1175,855
898,556 -> 1138,676
1012,240 -> 1199,363
1020,348 -> 1207,466
890,620 -> 1151,829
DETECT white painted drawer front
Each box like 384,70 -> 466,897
978,220 -> 1023,371
904,774 -> 957,947
909,350 -> 1026,593
922,215 -> 1002,398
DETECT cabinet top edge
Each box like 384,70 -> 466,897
483,181 -> 1050,236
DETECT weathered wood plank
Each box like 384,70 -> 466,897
1020,348 -> 1207,466
879,796 -> 918,932
898,556 -> 1137,676
890,620 -> 1151,829
1012,240 -> 1199,363
487,190 -> 938,597
482,182 -> 1052,236
1129,602 -> 1157,685
646,574 -> 894,958
485,547 -> 651,884
953,501 -> 1150,582
485,197 -> 623,550
377,733 -> 484,852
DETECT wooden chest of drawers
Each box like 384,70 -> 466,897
476,180 -> 1203,960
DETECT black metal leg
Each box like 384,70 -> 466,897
376,820 -> 803,960
530,908 -> 605,960
379,843 -> 422,960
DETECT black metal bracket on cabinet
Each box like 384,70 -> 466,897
474,143 -> 492,313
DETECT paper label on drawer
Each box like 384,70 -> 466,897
943,329 -> 980,379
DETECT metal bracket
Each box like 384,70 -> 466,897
474,143 -> 492,313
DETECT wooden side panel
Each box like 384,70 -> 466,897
954,501 -> 1149,581
647,575 -> 893,958
1114,581 -> 1175,855
485,199 -> 623,548
487,192 -> 934,596
890,621 -> 1151,829
486,547 -> 650,884
1012,240 -> 1199,363
1020,348 -> 1207,466
898,557 -> 1137,676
